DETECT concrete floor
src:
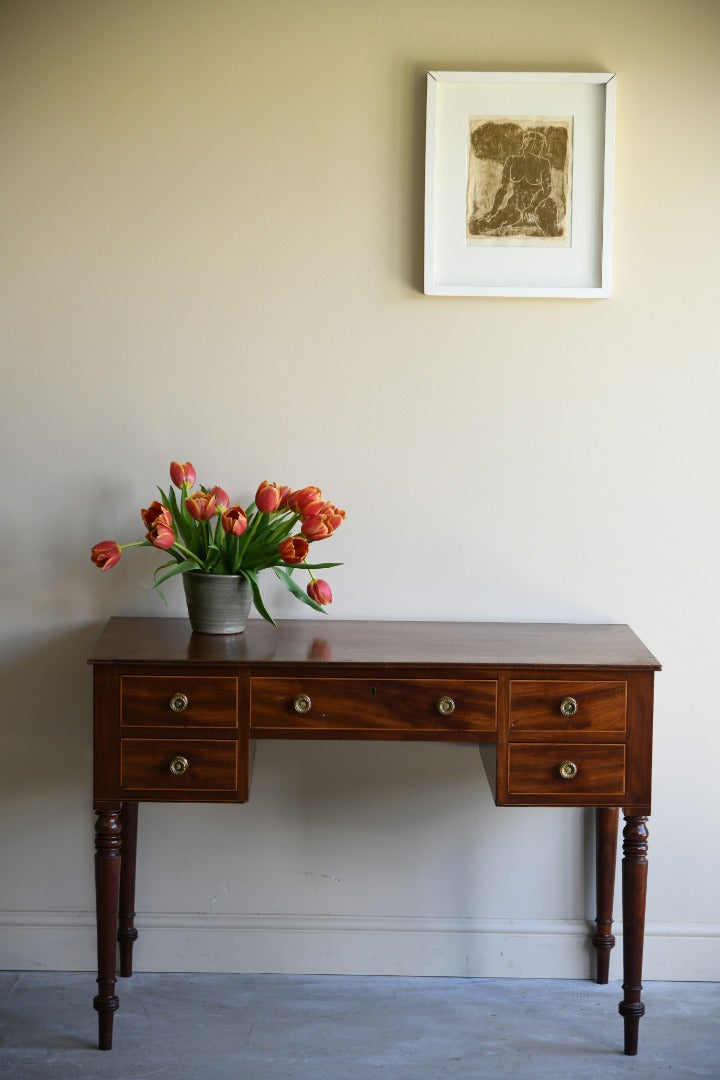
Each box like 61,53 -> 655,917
0,972 -> 718,1080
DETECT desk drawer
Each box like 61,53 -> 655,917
121,676 -> 238,728
120,739 -> 237,792
509,681 -> 626,734
251,678 -> 497,737
507,743 -> 625,798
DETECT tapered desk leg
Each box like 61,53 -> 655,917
118,801 -> 139,977
618,815 -> 649,1056
94,808 -> 121,1050
593,807 -> 619,984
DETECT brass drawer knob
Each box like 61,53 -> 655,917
558,759 -> 578,780
293,694 -> 312,715
559,696 -> 578,718
169,755 -> 189,777
436,695 -> 456,716
169,693 -> 189,713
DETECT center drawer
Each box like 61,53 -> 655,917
250,678 -> 497,737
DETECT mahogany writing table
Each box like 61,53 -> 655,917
89,618 -> 660,1055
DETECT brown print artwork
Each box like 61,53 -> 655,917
467,117 -> 572,246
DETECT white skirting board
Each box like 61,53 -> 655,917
0,912 -> 718,981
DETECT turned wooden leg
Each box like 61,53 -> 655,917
618,814 -> 649,1056
94,808 -> 121,1050
118,801 -> 139,977
593,807 -> 619,984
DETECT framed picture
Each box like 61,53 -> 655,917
424,72 -> 616,298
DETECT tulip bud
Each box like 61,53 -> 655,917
211,486 -> 230,513
170,461 -> 196,489
221,506 -> 248,537
307,578 -> 332,605
279,536 -> 309,565
185,491 -> 216,521
91,540 -> 122,571
255,481 -> 282,514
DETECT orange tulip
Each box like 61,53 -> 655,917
255,481 -> 282,514
170,460 -> 196,489
221,506 -> 248,537
91,540 -> 122,571
186,491 -> 216,521
307,578 -> 332,605
301,514 -> 334,542
320,503 -> 346,531
279,536 -> 309,565
141,501 -> 172,531
287,486 -> 323,515
146,520 -> 175,550
211,486 -> 230,513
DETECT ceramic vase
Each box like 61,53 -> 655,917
182,572 -> 252,634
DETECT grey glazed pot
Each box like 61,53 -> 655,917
182,572 -> 252,634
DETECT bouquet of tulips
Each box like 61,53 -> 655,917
91,460 -> 345,624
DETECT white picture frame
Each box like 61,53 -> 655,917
424,71 -> 616,298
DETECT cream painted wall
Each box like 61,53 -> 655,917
1,0 -> 719,981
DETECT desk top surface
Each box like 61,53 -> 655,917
88,618 -> 661,671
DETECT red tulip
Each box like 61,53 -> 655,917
307,578 -> 332,605
221,506 -> 248,537
141,501 -> 172,531
301,514 -> 334,542
320,503 -> 346,531
91,540 -> 122,571
146,520 -> 175,550
279,536 -> 309,565
211,486 -> 230,513
255,481 -> 282,514
170,461 -> 196,489
287,486 -> 323,515
277,485 -> 292,508
185,491 -> 216,521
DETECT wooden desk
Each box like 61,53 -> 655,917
89,618 -> 660,1055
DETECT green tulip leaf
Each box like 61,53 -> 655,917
296,561 -> 342,570
151,557 -> 199,603
154,557 -> 200,588
241,568 -> 277,626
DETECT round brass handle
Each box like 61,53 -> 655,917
559,696 -> 578,718
436,695 -> 456,717
558,760 -> 578,780
169,755 -> 189,777
293,694 -> 312,715
169,693 -> 189,713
